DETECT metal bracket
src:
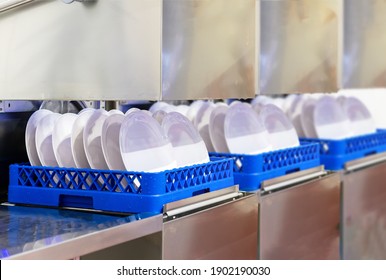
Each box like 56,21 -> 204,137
163,186 -> 244,220
344,152 -> 386,172
261,166 -> 327,194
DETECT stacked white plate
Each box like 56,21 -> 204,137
224,103 -> 272,155
259,104 -> 299,150
119,111 -> 177,172
161,112 -> 209,168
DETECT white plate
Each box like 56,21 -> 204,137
287,95 -> 306,137
162,112 -> 209,168
152,110 -> 168,124
186,100 -> 205,122
300,98 -> 318,138
193,101 -> 214,128
224,103 -> 271,155
259,104 -> 299,150
209,104 -> 229,153
120,111 -> 177,172
125,107 -> 140,116
341,96 -> 376,136
101,113 -> 126,170
25,109 -> 53,166
71,109 -> 95,169
83,109 -> 110,170
35,113 -> 61,167
175,105 -> 190,116
52,113 -> 78,168
149,102 -> 169,114
314,96 -> 352,140
252,102 -> 262,115
108,109 -> 123,116
196,102 -> 216,152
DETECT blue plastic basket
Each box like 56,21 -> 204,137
210,142 -> 320,191
8,158 -> 234,214
301,130 -> 386,171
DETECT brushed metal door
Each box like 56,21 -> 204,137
163,193 -> 258,260
342,162 -> 386,259
259,173 -> 341,260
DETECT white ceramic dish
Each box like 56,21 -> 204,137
224,103 -> 271,154
35,113 -> 61,167
209,104 -> 229,153
120,111 -> 177,172
300,98 -> 318,138
101,113 -> 126,170
186,100 -> 205,122
152,110 -> 168,124
52,113 -> 78,168
259,104 -> 299,150
25,109 -> 53,166
341,96 -> 376,136
162,112 -> 209,168
314,96 -> 352,140
71,109 -> 95,169
83,109 -> 110,170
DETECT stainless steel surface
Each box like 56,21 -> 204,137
259,172 -> 340,260
0,205 -> 162,260
261,166 -> 326,192
0,0 -> 256,101
342,160 -> 386,259
162,0 -> 256,100
345,152 -> 386,172
260,0 -> 340,94
163,192 -> 258,259
343,0 -> 386,88
0,0 -> 162,100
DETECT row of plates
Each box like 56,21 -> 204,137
251,94 -> 376,139
150,100 -> 300,155
26,108 -> 209,172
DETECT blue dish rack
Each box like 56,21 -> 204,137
210,142 -> 320,192
301,130 -> 386,171
7,158 -> 234,214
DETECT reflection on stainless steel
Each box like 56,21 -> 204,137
163,190 -> 258,260
342,158 -> 386,259
343,0 -> 386,88
260,0 -> 339,94
0,0 -> 255,100
0,0 -> 162,100
0,205 -> 161,259
162,0 -> 255,100
259,171 -> 340,260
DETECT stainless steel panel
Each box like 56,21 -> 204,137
0,0 -> 162,100
163,193 -> 258,260
260,0 -> 340,94
342,161 -> 386,259
162,0 -> 256,100
343,0 -> 386,88
259,173 -> 340,260
0,0 -> 256,101
0,205 -> 162,260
